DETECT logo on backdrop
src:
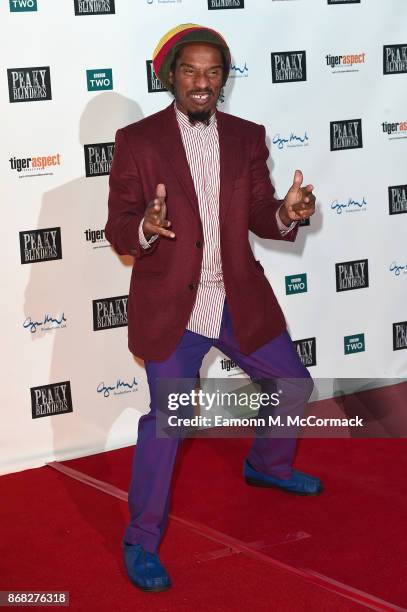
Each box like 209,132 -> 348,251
389,261 -> 407,277
7,67 -> 51,103
393,321 -> 407,351
220,358 -> 244,375
293,337 -> 316,367
325,53 -> 365,73
31,381 -> 73,419
381,121 -> 407,141
327,0 -> 360,4
272,130 -> 309,150
146,61 -> 167,93
84,228 -> 109,248
388,185 -> 407,215
19,228 -> 62,264
383,45 -> 407,75
92,295 -> 128,331
344,333 -> 365,355
271,51 -> 306,83
9,154 -> 61,178
335,259 -> 368,291
229,61 -> 248,78
207,0 -> 244,9
330,196 -> 367,215
330,119 -> 362,151
86,69 -> 113,91
84,143 -> 114,177
23,313 -> 67,334
97,377 -> 138,398
9,0 -> 37,11
74,0 -> 115,15
285,273 -> 307,295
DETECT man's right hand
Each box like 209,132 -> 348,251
142,183 -> 175,240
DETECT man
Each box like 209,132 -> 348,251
105,23 -> 320,593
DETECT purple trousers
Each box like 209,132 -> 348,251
124,300 -> 312,552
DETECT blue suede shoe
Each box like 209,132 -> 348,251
123,542 -> 171,592
243,460 -> 323,495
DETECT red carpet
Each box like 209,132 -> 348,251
1,438 -> 406,610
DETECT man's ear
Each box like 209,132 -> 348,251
168,70 -> 174,85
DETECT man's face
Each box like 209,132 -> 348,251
169,43 -> 224,121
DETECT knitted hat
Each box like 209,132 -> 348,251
152,23 -> 231,90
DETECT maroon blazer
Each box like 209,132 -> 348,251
105,104 -> 298,361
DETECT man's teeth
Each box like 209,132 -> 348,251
191,94 -> 209,100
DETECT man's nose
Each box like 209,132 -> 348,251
193,71 -> 210,89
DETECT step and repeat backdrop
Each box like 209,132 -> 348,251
1,0 -> 406,474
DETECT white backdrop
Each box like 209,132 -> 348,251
1,0 -> 406,475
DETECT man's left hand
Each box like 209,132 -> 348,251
280,169 -> 316,225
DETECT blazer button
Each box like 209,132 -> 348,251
188,283 -> 195,291
195,240 -> 203,248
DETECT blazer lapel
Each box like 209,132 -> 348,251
157,104 -> 200,218
217,110 -> 239,228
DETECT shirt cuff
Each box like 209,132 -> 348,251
276,204 -> 298,236
138,218 -> 159,249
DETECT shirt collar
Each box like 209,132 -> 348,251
174,101 -> 217,132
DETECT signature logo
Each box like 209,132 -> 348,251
272,132 -> 309,150
97,377 -> 138,398
389,261 -> 407,277
230,62 -> 248,77
23,313 -> 67,333
331,197 -> 367,214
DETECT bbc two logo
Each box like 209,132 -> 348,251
330,119 -> 362,151
285,273 -> 307,295
9,0 -> 37,11
7,67 -> 51,103
271,51 -> 306,83
86,69 -> 113,91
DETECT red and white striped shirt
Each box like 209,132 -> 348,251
139,103 -> 295,339
175,105 -> 225,338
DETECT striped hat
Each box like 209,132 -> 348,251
152,23 -> 231,90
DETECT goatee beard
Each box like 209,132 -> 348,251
187,109 -> 212,126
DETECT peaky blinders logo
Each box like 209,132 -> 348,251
330,119 -> 362,151
19,227 -> 62,264
293,337 -> 316,367
208,0 -> 244,9
383,45 -> 407,75
7,66 -> 51,103
74,0 -> 115,14
393,322 -> 407,351
271,51 -> 306,83
93,295 -> 128,331
388,185 -> 407,215
84,142 -> 114,177
146,60 -> 167,93
335,259 -> 368,292
31,381 -> 73,419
